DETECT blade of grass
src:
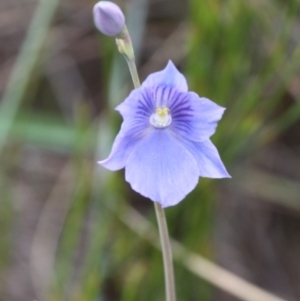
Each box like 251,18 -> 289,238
0,0 -> 60,153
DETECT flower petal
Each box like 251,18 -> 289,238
99,86 -> 155,171
116,87 -> 154,120
125,129 -> 199,207
170,92 -> 225,141
98,120 -> 151,171
98,132 -> 138,171
141,61 -> 188,92
182,139 -> 230,178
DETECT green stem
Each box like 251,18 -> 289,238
115,27 -> 176,301
126,58 -> 140,88
116,26 -> 140,88
154,202 -> 176,301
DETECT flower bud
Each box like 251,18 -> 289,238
93,1 -> 125,37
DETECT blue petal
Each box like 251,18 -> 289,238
153,85 -> 178,108
141,61 -> 188,92
182,139 -> 231,178
98,120 -> 151,171
125,129 -> 199,207
98,132 -> 138,171
170,92 -> 225,141
116,87 -> 155,121
99,87 -> 154,171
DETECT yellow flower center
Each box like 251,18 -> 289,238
150,107 -> 172,128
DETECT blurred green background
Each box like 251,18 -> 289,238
1,0 -> 300,300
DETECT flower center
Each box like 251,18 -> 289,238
150,107 -> 172,128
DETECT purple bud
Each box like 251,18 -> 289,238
93,1 -> 125,37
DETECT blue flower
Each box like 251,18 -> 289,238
99,61 -> 230,207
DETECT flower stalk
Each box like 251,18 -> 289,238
116,26 -> 140,88
154,202 -> 176,301
116,22 -> 176,301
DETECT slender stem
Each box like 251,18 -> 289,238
116,26 -> 176,301
126,58 -> 140,88
116,26 -> 140,88
154,202 -> 176,301
116,29 -> 176,301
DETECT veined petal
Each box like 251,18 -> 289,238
100,86 -> 155,171
170,92 -> 225,141
182,139 -> 230,178
116,87 -> 155,120
142,61 -> 188,92
153,85 -> 177,108
118,115 -> 151,138
125,130 -> 199,207
114,87 -> 154,138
